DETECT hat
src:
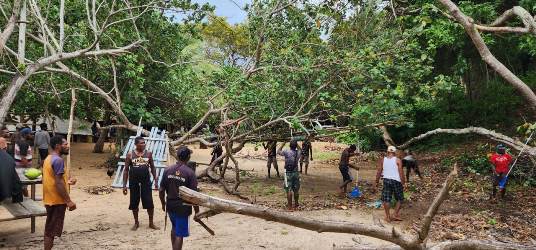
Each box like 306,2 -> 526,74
387,146 -> 397,153
20,127 -> 31,135
497,144 -> 506,150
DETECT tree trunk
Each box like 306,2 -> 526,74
17,0 -> 26,64
93,127 -> 109,153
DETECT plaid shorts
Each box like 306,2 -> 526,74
284,171 -> 300,193
381,178 -> 404,203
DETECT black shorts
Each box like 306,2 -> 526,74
39,148 -> 49,161
129,176 -> 154,210
339,165 -> 352,182
45,204 -> 67,238
381,179 -> 404,203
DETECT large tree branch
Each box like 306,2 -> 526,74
438,0 -> 536,112
178,186 -> 416,249
0,0 -> 22,52
397,127 -> 536,156
417,165 -> 458,243
45,63 -> 148,135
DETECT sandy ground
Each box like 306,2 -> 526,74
1,142 -> 399,250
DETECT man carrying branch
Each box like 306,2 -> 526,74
278,140 -> 301,210
338,144 -> 359,196
159,146 -> 199,250
122,136 -> 159,231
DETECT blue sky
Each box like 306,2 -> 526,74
194,0 -> 250,24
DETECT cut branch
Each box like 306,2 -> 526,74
417,164 -> 458,243
397,127 -> 536,156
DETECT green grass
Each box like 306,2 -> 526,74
313,150 -> 339,161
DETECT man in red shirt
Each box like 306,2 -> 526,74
489,144 -> 512,199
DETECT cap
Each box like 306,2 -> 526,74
20,127 -> 31,135
387,146 -> 397,153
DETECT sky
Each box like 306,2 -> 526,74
193,0 -> 251,24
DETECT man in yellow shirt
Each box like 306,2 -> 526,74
42,136 -> 77,250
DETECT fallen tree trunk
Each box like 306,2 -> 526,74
397,127 -> 536,156
179,165 -> 533,250
179,186 -> 416,249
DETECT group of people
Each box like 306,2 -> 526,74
0,124 -> 517,250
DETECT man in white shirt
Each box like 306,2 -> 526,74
374,146 -> 405,222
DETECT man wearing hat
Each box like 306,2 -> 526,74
159,146 -> 199,250
489,144 -> 512,199
374,146 -> 405,222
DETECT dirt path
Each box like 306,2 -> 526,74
0,143 -> 398,250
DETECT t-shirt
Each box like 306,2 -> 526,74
14,140 -> 32,166
159,163 -> 197,215
339,149 -> 351,167
34,131 -> 50,149
278,149 -> 301,172
43,154 -> 69,205
402,155 -> 417,169
301,141 -> 311,156
490,153 -> 512,174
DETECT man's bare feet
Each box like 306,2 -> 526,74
149,224 -> 160,230
391,214 -> 402,221
131,223 -> 139,231
383,216 -> 391,223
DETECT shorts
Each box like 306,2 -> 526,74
45,204 -> 67,238
300,154 -> 309,164
381,179 -> 404,203
493,172 -> 507,188
39,148 -> 49,161
129,177 -> 154,210
339,165 -> 352,182
284,171 -> 300,193
169,212 -> 190,237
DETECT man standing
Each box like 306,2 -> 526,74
122,136 -> 159,230
490,144 -> 512,200
338,144 -> 359,196
43,135 -> 77,250
34,123 -> 51,168
402,150 -> 422,182
159,146 -> 199,250
300,137 -> 313,175
374,146 -> 405,222
210,138 -> 223,173
278,140 -> 301,210
263,140 -> 280,178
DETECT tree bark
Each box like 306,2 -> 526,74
0,0 -> 22,52
66,89 -> 76,171
93,127 -> 109,153
17,0 -> 26,63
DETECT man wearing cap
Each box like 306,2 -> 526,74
338,144 -> 359,196
122,136 -> 159,230
159,146 -> 199,250
374,146 -> 405,222
489,144 -> 512,200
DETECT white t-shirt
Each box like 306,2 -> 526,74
382,156 -> 401,182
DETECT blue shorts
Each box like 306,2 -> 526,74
169,212 -> 190,237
